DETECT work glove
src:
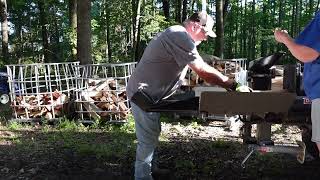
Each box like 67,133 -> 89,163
236,84 -> 253,92
227,79 -> 252,92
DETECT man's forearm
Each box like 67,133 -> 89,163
285,40 -> 319,63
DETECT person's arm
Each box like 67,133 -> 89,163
274,29 -> 320,63
187,58 -> 237,90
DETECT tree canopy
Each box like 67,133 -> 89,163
0,0 -> 318,66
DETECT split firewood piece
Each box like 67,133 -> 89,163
45,112 -> 53,119
15,96 -> 23,103
27,95 -> 37,104
15,108 -> 26,116
46,105 -> 52,111
120,112 -> 128,119
42,94 -> 51,105
100,96 -> 107,102
213,63 -> 224,72
88,79 -> 102,87
54,93 -> 67,105
52,90 -> 61,100
82,91 -> 103,99
31,107 -> 46,118
99,111 -> 109,117
95,80 -> 111,91
82,102 -> 101,120
81,95 -> 102,120
96,102 -> 109,110
118,91 -> 127,99
53,109 -> 62,117
108,79 -> 117,90
110,94 -> 118,103
118,101 -> 128,112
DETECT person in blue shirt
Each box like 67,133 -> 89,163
274,12 -> 320,158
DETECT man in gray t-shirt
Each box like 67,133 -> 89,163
128,12 -> 239,180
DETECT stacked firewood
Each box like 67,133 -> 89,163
186,55 -> 244,87
212,61 -> 243,78
80,78 -> 129,121
13,90 -> 67,119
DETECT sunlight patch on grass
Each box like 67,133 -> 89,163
7,121 -> 24,131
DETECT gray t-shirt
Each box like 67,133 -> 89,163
126,25 -> 202,102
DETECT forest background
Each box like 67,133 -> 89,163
0,0 -> 319,67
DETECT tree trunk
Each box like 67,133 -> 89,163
215,0 -> 224,58
69,0 -> 77,61
223,0 -> 230,24
249,0 -> 256,60
235,0 -> 239,56
241,0 -> 247,57
175,0 -> 182,23
105,1 -> 111,62
163,0 -> 170,20
38,0 -> 50,63
261,1 -> 267,57
0,0 -> 8,63
77,0 -> 92,65
52,4 -> 61,62
182,0 -> 188,22
133,0 -> 142,61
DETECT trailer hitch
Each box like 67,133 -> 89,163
241,141 -> 306,168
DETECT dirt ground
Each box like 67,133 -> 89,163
0,117 -> 320,180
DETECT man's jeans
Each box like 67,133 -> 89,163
131,102 -> 161,180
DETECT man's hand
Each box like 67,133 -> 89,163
274,28 -> 293,45
224,78 -> 238,91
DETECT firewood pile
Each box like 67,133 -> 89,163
212,61 -> 243,77
12,90 -> 68,119
186,56 -> 247,87
78,78 -> 129,121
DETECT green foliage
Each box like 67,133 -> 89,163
7,121 -> 24,131
57,118 -> 88,132
2,0 -> 317,65
140,11 -> 172,42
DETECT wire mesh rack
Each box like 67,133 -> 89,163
75,62 -> 137,123
6,62 -> 80,122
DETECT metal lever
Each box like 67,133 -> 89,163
241,141 -> 306,168
241,148 -> 255,168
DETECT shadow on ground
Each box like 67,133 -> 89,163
0,122 -> 320,180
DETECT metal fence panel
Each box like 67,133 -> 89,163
6,62 -> 80,122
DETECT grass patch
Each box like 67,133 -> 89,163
7,121 -> 25,130
1,116 -> 137,163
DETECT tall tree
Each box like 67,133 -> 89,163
261,0 -> 268,57
175,0 -> 182,23
0,0 -> 8,63
182,0 -> 187,22
163,0 -> 170,20
38,0 -> 51,63
132,0 -> 142,61
215,0 -> 224,58
77,0 -> 92,64
105,0 -> 111,62
69,0 -> 77,61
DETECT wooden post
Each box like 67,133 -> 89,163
256,122 -> 272,142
